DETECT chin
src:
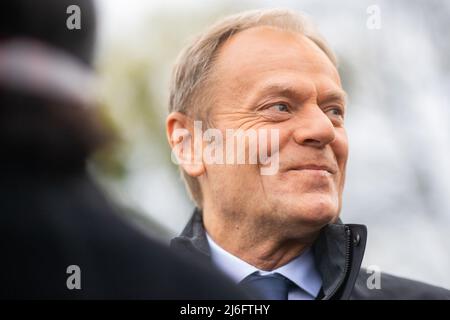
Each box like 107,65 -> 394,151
282,193 -> 340,227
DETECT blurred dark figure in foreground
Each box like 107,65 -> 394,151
0,0 -> 245,299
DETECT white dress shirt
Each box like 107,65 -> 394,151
206,233 -> 323,300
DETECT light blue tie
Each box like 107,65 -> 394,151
239,272 -> 293,300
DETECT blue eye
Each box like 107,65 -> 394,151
270,103 -> 290,112
326,107 -> 344,117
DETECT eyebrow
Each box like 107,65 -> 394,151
251,83 -> 347,106
318,90 -> 347,105
252,83 -> 311,104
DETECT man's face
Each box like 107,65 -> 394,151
200,26 -> 348,231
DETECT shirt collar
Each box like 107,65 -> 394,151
206,233 -> 322,298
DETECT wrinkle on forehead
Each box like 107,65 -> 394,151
209,26 -> 342,105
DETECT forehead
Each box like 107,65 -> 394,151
212,26 -> 342,96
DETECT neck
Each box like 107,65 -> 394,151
202,206 -> 320,271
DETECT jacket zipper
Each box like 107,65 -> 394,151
323,225 -> 352,300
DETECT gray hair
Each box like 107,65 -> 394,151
168,8 -> 337,207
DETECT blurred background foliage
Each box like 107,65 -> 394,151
91,0 -> 450,287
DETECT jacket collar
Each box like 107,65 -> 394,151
171,208 -> 367,300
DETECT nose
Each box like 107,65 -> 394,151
292,104 -> 336,148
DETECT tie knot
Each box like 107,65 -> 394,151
239,272 -> 293,300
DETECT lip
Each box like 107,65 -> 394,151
290,164 -> 337,174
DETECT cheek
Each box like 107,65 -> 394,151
332,129 -> 348,182
205,162 -> 260,191
257,124 -> 291,158
205,163 -> 266,210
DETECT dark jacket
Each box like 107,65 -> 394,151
0,170 -> 247,299
171,208 -> 450,300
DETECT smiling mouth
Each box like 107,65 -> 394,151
290,164 -> 336,174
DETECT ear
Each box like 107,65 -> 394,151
166,112 -> 205,177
